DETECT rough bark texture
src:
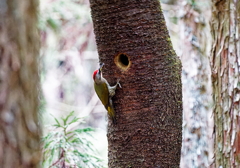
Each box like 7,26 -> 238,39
0,1 -> 41,167
178,1 -> 213,167
90,0 -> 182,167
211,0 -> 240,167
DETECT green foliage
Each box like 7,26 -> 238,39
42,111 -> 106,168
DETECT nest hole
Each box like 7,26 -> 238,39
115,53 -> 131,71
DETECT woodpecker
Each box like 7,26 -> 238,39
93,63 -> 121,124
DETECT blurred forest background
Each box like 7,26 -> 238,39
40,0 -> 212,167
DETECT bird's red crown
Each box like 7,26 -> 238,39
93,70 -> 98,80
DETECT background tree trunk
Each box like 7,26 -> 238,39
211,0 -> 240,167
0,1 -> 41,167
177,1 -> 214,167
90,0 -> 182,167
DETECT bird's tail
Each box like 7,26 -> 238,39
107,100 -> 116,124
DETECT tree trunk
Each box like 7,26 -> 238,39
178,1 -> 213,167
0,1 -> 41,167
90,0 -> 182,167
211,0 -> 240,167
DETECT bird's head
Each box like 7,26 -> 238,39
93,62 -> 104,81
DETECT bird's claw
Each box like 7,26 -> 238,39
117,79 -> 122,88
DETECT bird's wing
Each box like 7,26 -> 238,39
94,82 -> 109,109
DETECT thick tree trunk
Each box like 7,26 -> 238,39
90,0 -> 182,167
0,1 -> 41,167
211,0 -> 240,167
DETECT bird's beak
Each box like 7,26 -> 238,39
99,62 -> 104,72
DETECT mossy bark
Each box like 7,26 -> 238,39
90,0 -> 182,167
0,0 -> 41,167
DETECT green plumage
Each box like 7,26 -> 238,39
94,81 -> 116,123
93,63 -> 120,124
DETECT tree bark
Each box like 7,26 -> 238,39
0,1 -> 41,167
90,0 -> 182,167
178,1 -> 213,167
211,0 -> 240,167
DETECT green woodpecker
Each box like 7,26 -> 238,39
93,63 -> 121,124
